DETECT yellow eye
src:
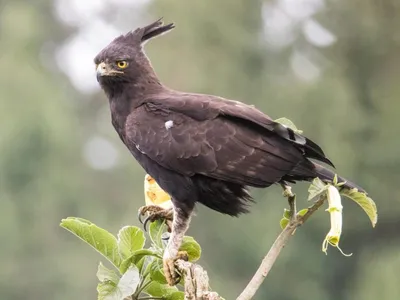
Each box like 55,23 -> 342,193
117,61 -> 128,69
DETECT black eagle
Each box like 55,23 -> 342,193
94,19 -> 365,285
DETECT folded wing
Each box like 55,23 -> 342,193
141,92 -> 334,168
126,101 -> 316,188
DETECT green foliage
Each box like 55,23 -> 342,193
117,226 -> 146,260
180,236 -> 202,262
61,218 -> 201,299
120,249 -> 161,274
274,117 -> 304,134
97,262 -> 120,284
297,209 -> 309,217
144,282 -> 181,299
97,265 -> 140,300
60,217 -> 121,268
308,178 -> 330,201
149,220 -> 166,250
279,208 -> 309,229
279,217 -> 290,230
149,258 -> 168,284
307,178 -> 377,255
279,174 -> 377,250
166,292 -> 185,300
340,188 -> 378,227
308,177 -> 378,229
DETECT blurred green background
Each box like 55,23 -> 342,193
1,0 -> 399,299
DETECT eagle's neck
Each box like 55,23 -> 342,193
103,51 -> 165,139
107,73 -> 164,142
109,93 -> 131,141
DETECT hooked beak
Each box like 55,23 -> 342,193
96,62 -> 108,81
96,62 -> 124,82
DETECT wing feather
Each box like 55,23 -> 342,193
144,92 -> 334,167
125,103 -> 306,187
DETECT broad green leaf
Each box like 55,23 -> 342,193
144,281 -> 178,298
60,217 -> 121,267
97,281 -> 117,300
119,249 -> 161,274
98,265 -> 140,300
149,258 -> 167,284
97,262 -> 120,284
274,117 -> 303,134
280,218 -> 289,229
308,177 -> 329,201
165,291 -> 185,300
149,220 -> 167,249
283,208 -> 291,219
115,265 -> 140,298
340,188 -> 378,227
179,236 -> 201,262
117,226 -> 145,260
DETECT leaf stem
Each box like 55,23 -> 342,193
135,278 -> 152,297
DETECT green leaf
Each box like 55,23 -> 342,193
179,236 -> 202,262
144,281 -> 178,298
308,177 -> 329,201
283,208 -> 291,219
149,220 -> 167,249
119,249 -> 161,274
97,281 -> 117,300
297,208 -> 309,217
115,265 -> 140,298
274,117 -> 303,134
117,226 -> 145,260
60,217 -> 121,267
98,265 -> 140,300
340,188 -> 378,227
280,218 -> 289,229
165,291 -> 185,300
149,258 -> 168,284
97,262 -> 120,284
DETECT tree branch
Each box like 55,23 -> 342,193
236,195 -> 326,300
176,260 -> 222,300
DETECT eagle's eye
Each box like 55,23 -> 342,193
116,61 -> 128,69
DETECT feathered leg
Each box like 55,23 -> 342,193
163,201 -> 194,286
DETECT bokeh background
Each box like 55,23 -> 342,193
1,0 -> 400,299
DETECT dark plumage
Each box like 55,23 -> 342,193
94,19 -> 366,285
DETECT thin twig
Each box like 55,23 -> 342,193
236,196 -> 326,300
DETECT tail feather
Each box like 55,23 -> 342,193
304,137 -> 335,168
313,163 -> 366,193
283,161 -> 366,193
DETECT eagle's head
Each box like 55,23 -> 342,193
94,19 -> 174,92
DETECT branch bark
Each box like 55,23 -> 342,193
236,196 -> 326,300
176,260 -> 222,300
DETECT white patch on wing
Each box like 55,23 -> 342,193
165,120 -> 174,130
136,144 -> 146,154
